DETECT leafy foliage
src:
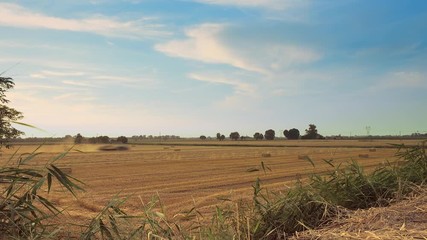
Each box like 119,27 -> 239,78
0,76 -> 24,148
301,124 -> 324,139
116,136 -> 128,144
253,132 -> 264,140
284,128 -> 300,140
264,129 -> 275,140
229,132 -> 240,141
75,133 -> 84,144
216,133 -> 226,141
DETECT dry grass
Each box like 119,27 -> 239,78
292,188 -> 427,240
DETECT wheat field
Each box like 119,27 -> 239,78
1,139 -> 416,224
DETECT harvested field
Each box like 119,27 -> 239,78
0,140 -> 412,224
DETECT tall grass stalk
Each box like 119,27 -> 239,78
0,146 -> 84,239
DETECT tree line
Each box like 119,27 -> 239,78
74,134 -> 128,144
210,124 -> 325,141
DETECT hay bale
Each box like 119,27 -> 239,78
359,154 -> 369,158
262,152 -> 272,157
98,145 -> 129,151
116,146 -> 129,151
298,155 -> 308,160
369,148 -> 377,152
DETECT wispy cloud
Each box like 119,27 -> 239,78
156,23 -> 320,75
192,0 -> 306,10
189,72 -> 256,95
29,68 -> 157,88
156,24 -> 265,73
0,3 -> 169,39
62,80 -> 99,88
30,70 -> 86,79
52,92 -> 97,101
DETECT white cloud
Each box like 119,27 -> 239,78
189,72 -> 256,95
0,3 -> 169,39
156,23 -> 320,75
192,0 -> 304,10
156,24 -> 265,73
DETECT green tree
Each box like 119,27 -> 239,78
0,76 -> 23,148
216,132 -> 222,141
75,133 -> 83,144
284,128 -> 300,140
117,136 -> 128,144
200,135 -> 207,140
254,132 -> 264,140
229,132 -> 240,140
301,124 -> 324,139
98,135 -> 110,144
264,129 -> 275,140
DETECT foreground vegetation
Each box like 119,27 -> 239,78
0,141 -> 425,239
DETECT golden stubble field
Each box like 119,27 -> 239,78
0,139 -> 420,224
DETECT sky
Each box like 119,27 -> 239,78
1,0 -> 427,138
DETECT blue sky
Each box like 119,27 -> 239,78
1,0 -> 426,138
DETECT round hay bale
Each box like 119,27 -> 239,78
98,145 -> 129,151
116,146 -> 129,151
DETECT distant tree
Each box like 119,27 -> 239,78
0,76 -> 24,148
301,124 -> 325,139
75,133 -> 83,144
240,136 -> 248,140
220,134 -> 225,141
229,132 -> 240,140
264,129 -> 275,140
216,133 -> 222,141
284,128 -> 300,140
253,132 -> 264,140
117,136 -> 128,144
98,136 -> 110,144
200,135 -> 207,140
